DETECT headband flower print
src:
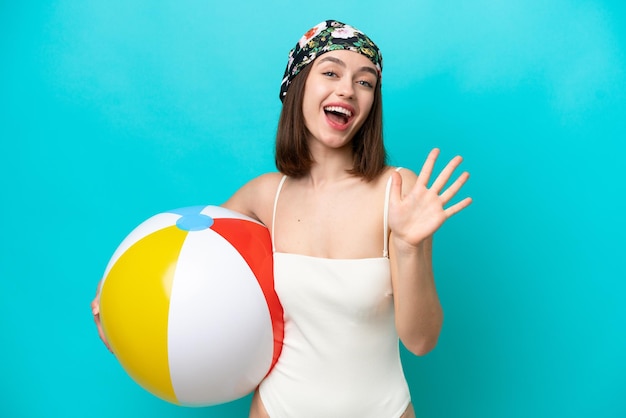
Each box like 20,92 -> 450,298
279,20 -> 383,102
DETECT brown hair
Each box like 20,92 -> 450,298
275,64 -> 387,181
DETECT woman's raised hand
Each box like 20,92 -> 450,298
388,148 -> 472,249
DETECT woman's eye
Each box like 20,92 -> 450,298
357,80 -> 374,88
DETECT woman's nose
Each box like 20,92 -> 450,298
335,78 -> 355,98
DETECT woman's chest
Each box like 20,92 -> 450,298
274,254 -> 393,321
273,184 -> 387,258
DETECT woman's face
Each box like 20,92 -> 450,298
301,50 -> 378,150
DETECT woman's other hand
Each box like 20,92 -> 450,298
91,280 -> 113,353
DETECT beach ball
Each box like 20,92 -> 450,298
99,205 -> 283,406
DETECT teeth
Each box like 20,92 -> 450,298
324,106 -> 352,117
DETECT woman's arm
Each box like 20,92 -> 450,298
390,234 -> 442,356
388,149 -> 471,355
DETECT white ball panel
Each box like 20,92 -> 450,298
167,229 -> 274,404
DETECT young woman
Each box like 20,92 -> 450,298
92,20 -> 471,418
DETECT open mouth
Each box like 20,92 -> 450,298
324,106 -> 353,126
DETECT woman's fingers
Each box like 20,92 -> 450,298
439,170 -> 470,204
420,151 -> 472,221
424,153 -> 471,216
390,170 -> 404,203
92,281 -> 113,353
91,297 -> 99,316
444,196 -> 473,218
430,155 -> 463,194
416,148 -> 440,186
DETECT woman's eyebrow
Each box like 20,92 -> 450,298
317,56 -> 378,77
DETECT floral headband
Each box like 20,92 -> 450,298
279,20 -> 383,102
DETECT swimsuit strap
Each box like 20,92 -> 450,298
383,167 -> 403,258
271,175 -> 288,252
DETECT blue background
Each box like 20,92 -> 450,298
1,1 -> 625,417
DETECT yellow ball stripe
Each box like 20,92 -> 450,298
100,226 -> 187,404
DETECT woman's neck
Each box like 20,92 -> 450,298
305,157 -> 359,190
301,130 -> 365,188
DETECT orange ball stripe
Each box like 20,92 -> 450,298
210,217 -> 284,372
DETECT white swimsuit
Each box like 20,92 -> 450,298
258,173 -> 411,418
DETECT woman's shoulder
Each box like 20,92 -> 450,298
376,165 -> 418,189
252,172 -> 286,187
241,172 -> 286,200
221,172 -> 284,225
